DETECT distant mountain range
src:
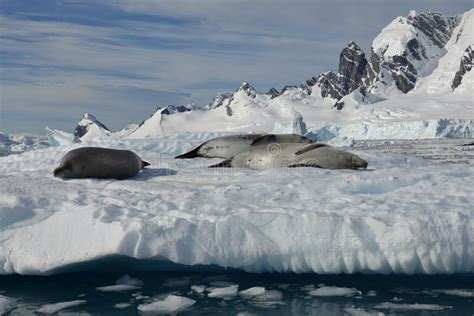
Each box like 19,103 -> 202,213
3,9 -> 470,146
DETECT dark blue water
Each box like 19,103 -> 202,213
1,269 -> 473,315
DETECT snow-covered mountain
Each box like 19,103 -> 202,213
302,10 -> 470,101
199,9 -> 473,115
73,113 -> 110,142
49,9 -> 472,143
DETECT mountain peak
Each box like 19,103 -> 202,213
237,82 -> 257,98
73,113 -> 110,141
265,87 -> 280,99
345,41 -> 363,52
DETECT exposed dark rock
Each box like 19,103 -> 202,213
406,12 -> 460,48
225,105 -> 233,117
265,87 -> 280,99
315,71 -> 346,100
160,104 -> 196,115
281,85 -> 298,94
209,92 -> 232,109
237,82 -> 257,98
388,55 -> 418,93
334,101 -> 345,110
303,42 -> 368,100
452,45 -> 473,90
338,41 -> 368,94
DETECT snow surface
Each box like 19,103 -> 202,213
36,300 -> 86,314
190,285 -> 206,294
416,9 -> 474,95
137,295 -> 195,314
0,133 -> 473,275
0,295 -> 17,315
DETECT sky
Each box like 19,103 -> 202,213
0,0 -> 472,134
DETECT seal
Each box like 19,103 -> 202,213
210,143 -> 368,170
175,134 -> 312,159
53,147 -> 150,179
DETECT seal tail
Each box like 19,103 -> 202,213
141,160 -> 151,168
209,159 -> 232,168
174,146 -> 202,159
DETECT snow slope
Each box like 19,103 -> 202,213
415,9 -> 474,94
0,133 -> 473,275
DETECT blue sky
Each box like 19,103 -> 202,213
0,0 -> 472,134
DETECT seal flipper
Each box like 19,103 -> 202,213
141,160 -> 151,168
209,159 -> 232,168
251,134 -> 311,146
294,143 -> 329,155
174,145 -> 203,159
251,134 -> 277,146
288,163 -> 322,168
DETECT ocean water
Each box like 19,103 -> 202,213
1,264 -> 473,315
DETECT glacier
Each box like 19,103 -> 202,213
0,133 -> 473,275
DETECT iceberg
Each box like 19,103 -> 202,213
0,133 -> 473,275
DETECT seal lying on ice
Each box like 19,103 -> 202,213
175,134 -> 312,159
210,143 -> 368,170
53,147 -> 150,179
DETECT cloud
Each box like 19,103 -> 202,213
0,0 -> 472,133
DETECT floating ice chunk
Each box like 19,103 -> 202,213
190,285 -> 206,294
0,295 -> 17,315
131,293 -> 149,301
251,290 -> 283,302
96,284 -> 140,292
207,285 -> 239,298
390,297 -> 404,302
137,295 -> 195,314
36,300 -> 86,314
343,307 -> 385,316
96,274 -> 143,292
239,287 -> 266,298
113,303 -> 131,309
433,289 -> 474,298
116,274 -> 144,287
249,290 -> 284,309
374,302 -> 452,311
366,290 -> 377,297
309,286 -> 361,297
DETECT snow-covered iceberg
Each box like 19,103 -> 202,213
0,132 -> 472,275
